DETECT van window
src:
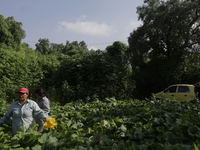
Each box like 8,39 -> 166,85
164,86 -> 177,93
178,86 -> 189,93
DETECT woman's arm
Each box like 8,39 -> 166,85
0,104 -> 13,124
33,101 -> 47,120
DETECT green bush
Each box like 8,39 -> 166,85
0,46 -> 43,102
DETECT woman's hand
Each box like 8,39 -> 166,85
43,117 -> 48,122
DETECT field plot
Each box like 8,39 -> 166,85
0,97 -> 200,150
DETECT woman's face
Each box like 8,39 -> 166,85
18,93 -> 28,102
35,93 -> 42,99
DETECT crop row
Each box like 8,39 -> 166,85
0,97 -> 200,149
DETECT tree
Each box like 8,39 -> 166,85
57,41 -> 133,103
127,0 -> 200,98
35,38 -> 50,55
22,42 -> 30,48
0,15 -> 25,49
106,41 -> 127,62
63,40 -> 89,56
49,43 -> 64,53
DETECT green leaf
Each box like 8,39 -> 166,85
88,133 -> 100,146
66,120 -> 72,127
46,136 -> 58,144
188,126 -> 200,138
149,143 -> 165,150
117,141 -> 126,150
24,147 -> 30,150
71,133 -> 78,139
194,143 -> 199,150
114,116 -> 119,122
166,132 -> 178,145
131,143 -> 142,150
10,148 -> 25,150
120,124 -> 127,132
32,144 -> 42,150
71,124 -> 78,129
102,120 -> 110,128
100,135 -> 115,145
176,118 -> 189,126
134,128 -> 143,140
153,118 -> 164,124
38,133 -> 50,144
75,146 -> 88,150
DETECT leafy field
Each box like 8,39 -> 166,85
0,97 -> 200,150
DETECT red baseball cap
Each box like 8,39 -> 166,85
17,88 -> 29,94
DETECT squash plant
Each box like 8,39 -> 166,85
0,97 -> 200,149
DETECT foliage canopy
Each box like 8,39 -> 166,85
0,15 -> 25,50
128,0 -> 200,98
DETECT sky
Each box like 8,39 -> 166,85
0,0 -> 144,50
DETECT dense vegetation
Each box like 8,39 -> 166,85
1,0 -> 200,102
1,0 -> 200,149
1,0 -> 200,103
1,97 -> 200,149
127,0 -> 200,98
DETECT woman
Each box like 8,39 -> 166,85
34,88 -> 51,132
0,88 -> 47,136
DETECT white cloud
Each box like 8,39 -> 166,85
58,21 -> 113,36
130,20 -> 142,29
88,46 -> 98,51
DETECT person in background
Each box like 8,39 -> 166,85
34,88 -> 51,132
0,88 -> 47,136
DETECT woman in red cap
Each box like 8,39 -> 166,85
0,87 -> 48,136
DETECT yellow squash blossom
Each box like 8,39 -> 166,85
43,117 -> 58,130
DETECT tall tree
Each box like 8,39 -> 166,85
55,41 -> 132,103
127,0 -> 200,98
35,38 -> 50,55
0,15 -> 25,49
49,43 -> 64,53
63,40 -> 89,56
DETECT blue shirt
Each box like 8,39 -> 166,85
0,99 -> 46,136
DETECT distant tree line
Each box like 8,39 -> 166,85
0,0 -> 200,103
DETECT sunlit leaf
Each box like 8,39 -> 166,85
32,144 -> 42,150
